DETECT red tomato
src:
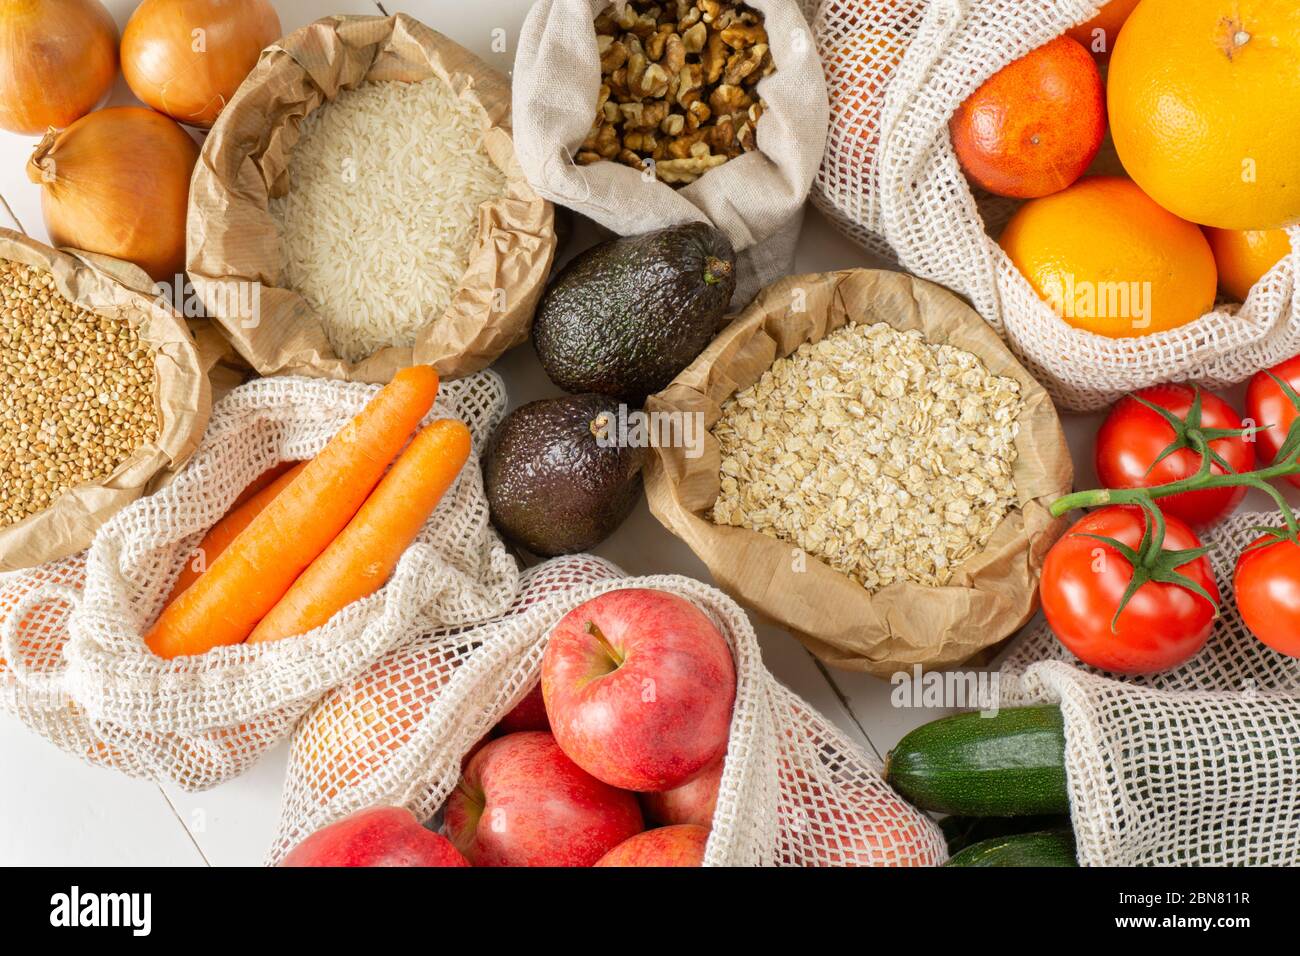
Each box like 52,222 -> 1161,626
1233,535 -> 1300,658
1040,506 -> 1219,675
1095,384 -> 1255,527
1245,354 -> 1300,488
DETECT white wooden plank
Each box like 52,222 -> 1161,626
0,714 -> 205,866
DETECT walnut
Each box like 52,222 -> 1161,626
681,22 -> 707,54
724,43 -> 766,85
720,23 -> 765,49
656,154 -> 728,184
702,31 -> 728,84
599,35 -> 629,73
633,62 -> 670,98
708,83 -> 751,116
583,0 -> 773,186
662,34 -> 688,75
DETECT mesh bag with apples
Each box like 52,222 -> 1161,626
268,554 -> 948,866
998,510 -> 1300,866
811,0 -> 1300,411
0,373 -> 518,791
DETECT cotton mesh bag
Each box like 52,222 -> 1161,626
268,554 -> 947,867
0,372 -> 519,790
810,0 -> 1300,411
512,0 -> 830,305
999,511 -> 1300,866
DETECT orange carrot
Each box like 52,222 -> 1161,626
230,461 -> 297,510
246,418 -> 472,645
145,366 -> 441,659
167,462 -> 308,603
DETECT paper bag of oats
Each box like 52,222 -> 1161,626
0,229 -> 210,571
645,269 -> 1074,675
187,13 -> 555,384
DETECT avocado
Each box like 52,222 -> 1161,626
483,395 -> 645,557
532,222 -> 736,401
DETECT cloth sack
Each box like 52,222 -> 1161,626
1000,510 -> 1300,866
513,0 -> 830,305
810,0 -> 1300,411
0,372 -> 519,790
268,554 -> 948,867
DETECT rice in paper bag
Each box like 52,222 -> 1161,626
645,269 -> 1073,675
0,230 -> 210,571
187,13 -> 556,383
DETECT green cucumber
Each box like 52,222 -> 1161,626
945,829 -> 1077,867
885,705 -> 1069,816
939,814 -> 1072,854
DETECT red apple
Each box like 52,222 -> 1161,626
280,806 -> 469,867
781,802 -> 944,867
494,681 -> 550,735
444,731 -> 643,867
595,824 -> 710,867
542,588 -> 735,792
641,756 -> 723,828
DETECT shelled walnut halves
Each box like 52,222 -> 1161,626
577,0 -> 775,187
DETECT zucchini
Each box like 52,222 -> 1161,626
885,705 -> 1069,816
939,814 -> 1072,854
945,829 -> 1077,867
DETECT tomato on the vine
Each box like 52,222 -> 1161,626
1094,384 -> 1255,527
1233,535 -> 1300,658
1245,354 -> 1300,489
1040,506 -> 1219,675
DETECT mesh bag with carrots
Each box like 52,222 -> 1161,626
267,555 -> 948,867
998,510 -> 1300,866
811,0 -> 1300,411
0,371 -> 519,790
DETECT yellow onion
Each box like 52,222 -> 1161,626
0,0 -> 119,134
27,106 -> 200,281
121,0 -> 281,129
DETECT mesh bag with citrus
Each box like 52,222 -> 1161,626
812,0 -> 1300,411
268,555 -> 948,867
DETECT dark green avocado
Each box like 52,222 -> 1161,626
483,395 -> 645,557
532,222 -> 737,401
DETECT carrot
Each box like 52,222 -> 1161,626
166,462 -> 308,603
145,366 -> 441,659
230,461 -> 298,510
246,418 -> 472,645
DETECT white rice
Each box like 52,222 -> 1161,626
270,78 -> 507,363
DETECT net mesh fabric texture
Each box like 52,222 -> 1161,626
0,373 -> 519,791
810,0 -> 1300,411
1000,511 -> 1300,866
269,554 -> 948,867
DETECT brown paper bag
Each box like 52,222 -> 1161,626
0,230 -> 211,572
645,269 -> 1074,676
186,13 -> 556,383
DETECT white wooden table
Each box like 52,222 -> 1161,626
0,0 -> 1115,866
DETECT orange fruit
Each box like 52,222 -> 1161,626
825,28 -> 908,170
950,36 -> 1106,199
999,176 -> 1218,338
1203,227 -> 1294,302
1108,0 -> 1300,230
1066,0 -> 1141,61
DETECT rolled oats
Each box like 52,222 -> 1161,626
711,322 -> 1023,591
